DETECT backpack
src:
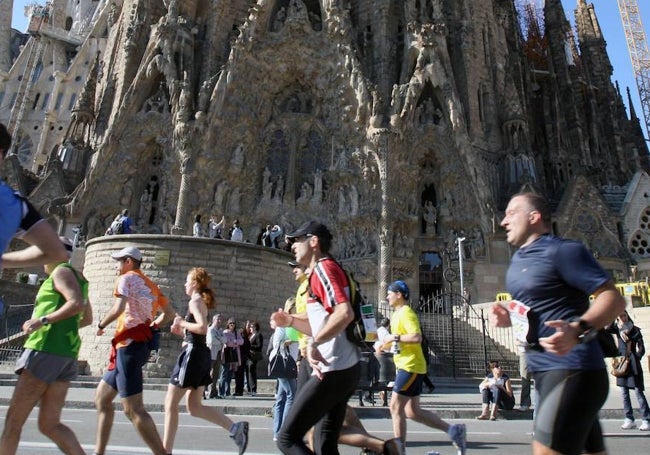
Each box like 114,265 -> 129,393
107,216 -> 125,235
309,261 -> 372,347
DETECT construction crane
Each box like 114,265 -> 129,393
617,0 -> 650,140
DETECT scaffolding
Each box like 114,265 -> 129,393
617,0 -> 650,140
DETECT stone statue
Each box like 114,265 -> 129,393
262,167 -> 272,200
297,182 -> 313,204
139,188 -> 152,224
273,175 -> 285,203
349,184 -> 359,216
338,186 -> 346,215
214,181 -> 229,212
312,169 -> 323,205
230,143 -> 244,172
423,200 -> 437,234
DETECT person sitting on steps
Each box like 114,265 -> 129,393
477,360 -> 515,420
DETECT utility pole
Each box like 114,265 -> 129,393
457,236 -> 466,294
617,0 -> 650,140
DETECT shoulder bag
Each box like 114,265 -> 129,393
268,345 -> 297,379
611,342 -> 632,378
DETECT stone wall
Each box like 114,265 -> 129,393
78,234 -> 295,376
0,280 -> 39,308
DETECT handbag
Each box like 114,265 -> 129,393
611,342 -> 632,378
223,346 -> 238,364
268,346 -> 297,379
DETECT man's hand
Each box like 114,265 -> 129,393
270,308 -> 291,328
488,303 -> 512,328
539,320 -> 580,355
307,343 -> 329,380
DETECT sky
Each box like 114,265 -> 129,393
10,0 -> 650,138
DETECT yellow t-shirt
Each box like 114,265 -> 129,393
391,304 -> 427,374
295,278 -> 310,352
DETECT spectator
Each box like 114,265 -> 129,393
207,215 -> 225,239
230,219 -> 244,242
193,214 -> 204,237
235,322 -> 252,396
106,209 -> 134,235
248,321 -> 264,396
609,310 -> 650,430
218,318 -> 243,398
206,314 -> 224,399
269,297 -> 299,441
261,225 -> 273,247
477,361 -> 515,420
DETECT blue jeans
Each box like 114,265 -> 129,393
621,386 -> 650,421
219,364 -> 234,396
273,378 -> 297,439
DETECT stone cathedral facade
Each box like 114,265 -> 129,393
1,0 -> 650,304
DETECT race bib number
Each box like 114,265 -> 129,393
506,299 -> 531,345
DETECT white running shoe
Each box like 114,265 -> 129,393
621,418 -> 636,430
230,421 -> 249,454
448,423 -> 467,455
639,420 -> 650,431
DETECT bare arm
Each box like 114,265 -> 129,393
175,297 -> 208,335
96,296 -> 127,335
152,298 -> 176,328
22,267 -> 85,333
2,221 -> 68,268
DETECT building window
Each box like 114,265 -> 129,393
55,93 -> 64,110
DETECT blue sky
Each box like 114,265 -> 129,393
10,0 -> 650,138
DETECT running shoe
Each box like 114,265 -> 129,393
621,418 -> 636,430
230,421 -> 249,454
448,423 -> 467,455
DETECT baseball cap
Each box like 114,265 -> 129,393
286,221 -> 332,241
388,280 -> 410,300
111,246 -> 143,262
287,260 -> 301,268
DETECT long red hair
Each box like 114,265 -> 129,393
188,267 -> 216,309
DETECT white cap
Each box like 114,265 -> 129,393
110,246 -> 143,262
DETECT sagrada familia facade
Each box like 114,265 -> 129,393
1,0 -> 649,303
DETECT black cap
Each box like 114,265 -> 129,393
286,221 -> 332,241
288,260 -> 301,268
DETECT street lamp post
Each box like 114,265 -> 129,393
457,236 -> 466,293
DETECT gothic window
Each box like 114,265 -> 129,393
55,93 -> 63,110
68,94 -> 77,111
65,17 -> 73,31
32,61 -> 43,82
32,93 -> 41,110
267,129 -> 289,178
41,93 -> 50,110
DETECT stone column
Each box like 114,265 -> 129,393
172,153 -> 192,234
369,128 -> 394,301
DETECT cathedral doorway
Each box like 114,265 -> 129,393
419,251 -> 443,310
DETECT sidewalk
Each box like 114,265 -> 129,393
0,374 -> 628,421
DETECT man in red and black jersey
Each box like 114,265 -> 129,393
271,221 -> 360,454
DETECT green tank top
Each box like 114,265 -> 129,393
23,262 -> 88,358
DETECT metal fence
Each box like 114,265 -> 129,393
417,292 -> 520,378
0,303 -> 32,365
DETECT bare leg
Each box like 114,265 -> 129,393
0,370 -> 46,455
121,392 -> 167,455
338,406 -> 384,452
404,395 -> 450,433
38,380 -> 85,454
389,392 -> 409,441
185,387 -> 234,429
163,384 -> 185,453
94,380 -> 117,455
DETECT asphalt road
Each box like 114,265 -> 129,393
3,406 -> 650,454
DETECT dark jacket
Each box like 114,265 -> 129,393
610,324 -> 646,390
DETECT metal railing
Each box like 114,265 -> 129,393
0,304 -> 33,365
417,292 -> 520,378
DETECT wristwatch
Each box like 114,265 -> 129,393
576,318 -> 598,344
39,316 -> 50,326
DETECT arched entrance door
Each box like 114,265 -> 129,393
419,250 -> 443,309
